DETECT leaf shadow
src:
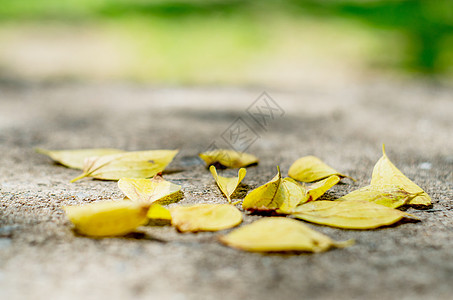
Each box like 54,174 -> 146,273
123,231 -> 168,243
162,168 -> 185,175
156,190 -> 185,205
230,183 -> 252,200
145,219 -> 172,227
73,231 -> 168,242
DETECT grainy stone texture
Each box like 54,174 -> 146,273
0,79 -> 452,300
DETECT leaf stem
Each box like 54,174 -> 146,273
70,173 -> 88,183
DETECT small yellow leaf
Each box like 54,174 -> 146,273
170,204 -> 242,232
210,166 -> 246,203
242,168 -> 283,211
277,178 -> 309,213
118,176 -> 181,205
291,200 -> 410,229
371,145 -> 431,206
219,217 -> 353,253
242,168 -> 307,212
71,150 -> 178,182
199,149 -> 258,168
306,175 -> 341,202
36,148 -> 123,169
147,204 -> 172,221
288,156 -> 353,182
338,184 -> 419,208
63,201 -> 149,237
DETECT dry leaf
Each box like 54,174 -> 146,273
118,176 -> 181,205
278,178 -> 308,213
291,200 -> 411,229
71,150 -> 178,182
371,145 -> 431,206
288,156 -> 353,182
242,168 -> 282,211
199,149 -> 258,168
36,148 -> 123,169
63,201 -> 149,237
170,204 -> 242,232
338,184 -> 420,208
306,175 -> 341,202
219,217 -> 353,253
147,204 -> 172,221
210,166 -> 246,203
242,167 -> 307,212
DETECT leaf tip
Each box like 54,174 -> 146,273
35,147 -> 49,155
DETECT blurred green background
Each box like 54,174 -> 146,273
0,0 -> 452,86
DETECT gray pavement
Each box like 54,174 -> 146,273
0,79 -> 452,300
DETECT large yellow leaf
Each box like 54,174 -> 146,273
170,204 -> 242,232
288,156 -> 353,182
242,168 -> 307,212
118,176 -> 181,205
210,166 -> 246,203
36,148 -> 124,169
199,149 -> 258,168
338,184 -> 421,208
306,175 -> 341,202
71,150 -> 178,182
219,217 -> 353,253
291,200 -> 411,229
63,201 -> 149,237
371,145 -> 431,206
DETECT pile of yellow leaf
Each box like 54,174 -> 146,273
37,146 -> 431,254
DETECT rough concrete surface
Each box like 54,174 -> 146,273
0,79 -> 452,300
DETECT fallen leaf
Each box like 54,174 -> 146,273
210,166 -> 246,203
170,204 -> 242,232
147,204 -> 172,221
288,156 -> 353,182
63,201 -> 149,237
199,149 -> 258,168
219,217 -> 353,253
371,145 -> 431,206
278,178 -> 309,213
306,175 -> 341,202
118,176 -> 181,205
291,200 -> 411,229
36,148 -> 123,169
338,184 -> 420,208
242,167 -> 307,212
71,150 -> 178,182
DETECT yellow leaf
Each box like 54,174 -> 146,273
371,145 -> 431,206
71,150 -> 178,182
63,201 -> 149,237
242,168 -> 307,212
199,149 -> 258,168
291,200 -> 411,229
170,204 -> 242,232
306,175 -> 341,202
219,217 -> 353,253
118,176 -> 181,205
147,204 -> 172,221
338,184 -> 420,208
278,178 -> 309,213
242,168 -> 282,211
36,148 -> 123,169
210,166 -> 246,203
288,156 -> 353,182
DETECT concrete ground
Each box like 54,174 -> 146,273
0,79 -> 452,300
